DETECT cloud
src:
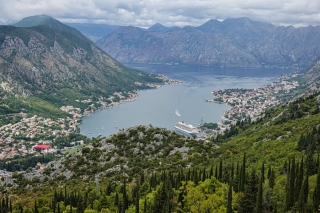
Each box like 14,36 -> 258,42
0,0 -> 319,27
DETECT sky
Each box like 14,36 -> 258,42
0,0 -> 320,28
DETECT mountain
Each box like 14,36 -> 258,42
147,23 -> 181,32
96,17 -> 320,68
64,23 -> 120,42
0,15 -> 162,117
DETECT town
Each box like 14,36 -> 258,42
208,73 -> 300,127
0,78 -> 181,161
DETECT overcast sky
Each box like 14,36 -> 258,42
0,0 -> 319,28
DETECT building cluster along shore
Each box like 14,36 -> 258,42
0,78 -> 182,161
0,72 -> 301,161
208,73 -> 300,126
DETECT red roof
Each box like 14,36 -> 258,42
34,144 -> 51,150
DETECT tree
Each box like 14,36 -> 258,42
122,178 -> 128,212
135,190 -> 139,213
239,154 -> 246,192
296,176 -> 308,213
255,174 -> 263,213
143,198 -> 147,213
238,170 -> 258,213
313,164 -> 320,212
285,157 -> 295,211
268,168 -> 275,189
34,200 -> 39,213
226,182 -> 233,213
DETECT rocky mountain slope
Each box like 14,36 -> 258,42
96,17 -> 320,68
0,15 -> 162,116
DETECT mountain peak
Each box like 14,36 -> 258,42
148,23 -> 168,32
13,14 -> 56,27
13,14 -> 88,42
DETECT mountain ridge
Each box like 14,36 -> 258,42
96,17 -> 320,68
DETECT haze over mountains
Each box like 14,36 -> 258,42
87,17 -> 320,69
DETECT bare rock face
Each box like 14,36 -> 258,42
96,17 -> 320,69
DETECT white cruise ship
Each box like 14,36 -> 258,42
174,121 -> 199,137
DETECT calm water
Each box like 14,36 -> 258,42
79,64 -> 295,138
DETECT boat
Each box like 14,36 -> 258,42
175,109 -> 181,116
174,121 -> 199,137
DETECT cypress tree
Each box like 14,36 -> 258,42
135,192 -> 139,213
9,199 -> 12,213
306,144 -> 316,176
153,179 -> 171,213
295,157 -> 304,203
115,192 -> 119,206
209,165 -> 214,178
215,165 -> 218,179
141,172 -> 145,184
106,182 -> 112,196
76,199 -> 84,213
267,166 -> 272,179
143,198 -> 147,213
64,186 -> 67,204
231,162 -> 234,181
238,169 -> 258,213
219,159 -> 223,181
123,178 -> 128,212
296,176 -> 308,213
57,203 -> 60,213
226,182 -> 233,213
197,169 -> 201,184
34,200 -> 38,213
233,162 -> 240,193
269,168 -> 275,189
313,164 -> 320,212
286,157 -> 295,211
240,154 -> 246,192
255,174 -> 263,213
261,163 -> 265,183
202,168 -> 206,182
273,203 -> 277,213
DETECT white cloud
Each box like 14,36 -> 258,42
0,0 -> 319,27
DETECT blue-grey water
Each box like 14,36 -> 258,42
79,65 -> 295,138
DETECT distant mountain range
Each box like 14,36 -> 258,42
0,15 -> 162,116
90,17 -> 320,68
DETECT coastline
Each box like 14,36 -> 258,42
209,72 -> 300,125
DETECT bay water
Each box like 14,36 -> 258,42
79,64 -> 295,138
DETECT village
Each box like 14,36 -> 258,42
0,78 -> 182,161
208,73 -> 300,127
0,73 -> 300,161
0,91 -> 142,161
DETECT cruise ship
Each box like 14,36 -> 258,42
174,121 -> 199,137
